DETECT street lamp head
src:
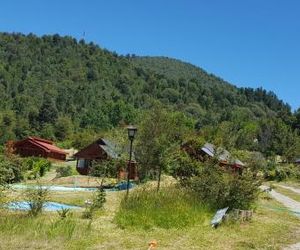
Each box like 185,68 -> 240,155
127,125 -> 137,140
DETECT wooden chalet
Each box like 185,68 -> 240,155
200,142 -> 215,159
182,140 -> 245,171
74,138 -> 138,180
181,141 -> 214,161
12,137 -> 67,161
230,159 -> 246,169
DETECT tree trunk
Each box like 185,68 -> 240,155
157,165 -> 162,192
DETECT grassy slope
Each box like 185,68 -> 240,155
1,188 -> 300,250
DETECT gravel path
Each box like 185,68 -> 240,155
283,242 -> 300,250
261,185 -> 300,217
261,185 -> 300,250
277,184 -> 300,195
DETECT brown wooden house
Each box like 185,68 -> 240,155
182,140 -> 245,172
12,137 -> 67,161
74,138 -> 138,180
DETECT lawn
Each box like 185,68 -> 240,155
1,186 -> 300,250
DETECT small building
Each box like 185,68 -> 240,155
231,159 -> 246,169
182,140 -> 245,172
214,147 -> 245,171
216,147 -> 231,164
201,142 -> 215,158
12,137 -> 67,161
295,159 -> 300,165
74,138 -> 138,179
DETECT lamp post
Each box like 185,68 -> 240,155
126,125 -> 137,198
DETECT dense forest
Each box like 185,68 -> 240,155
0,32 -> 299,159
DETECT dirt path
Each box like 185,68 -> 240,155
277,184 -> 300,195
261,185 -> 300,217
261,185 -> 300,250
283,242 -> 300,250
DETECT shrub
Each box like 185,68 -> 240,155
24,157 -> 51,179
82,188 -> 106,219
0,186 -> 7,206
0,155 -> 25,183
92,187 -> 106,209
170,152 -> 260,210
264,163 -> 300,181
24,184 -> 49,216
0,156 -> 24,205
115,185 -> 212,229
169,150 -> 202,182
82,207 -> 94,219
56,165 -> 72,177
57,208 -> 71,219
89,160 -> 118,178
188,164 -> 260,210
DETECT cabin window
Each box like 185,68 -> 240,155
77,159 -> 86,168
77,159 -> 91,168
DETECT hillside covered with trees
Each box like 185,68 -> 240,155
0,32 -> 299,159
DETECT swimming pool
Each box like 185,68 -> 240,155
10,182 -> 135,192
6,201 -> 82,211
11,184 -> 97,192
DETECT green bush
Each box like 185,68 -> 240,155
264,163 -> 300,181
170,150 -> 260,210
56,165 -> 73,177
23,157 -> 51,179
89,160 -> 118,178
0,155 -> 25,184
169,150 -> 202,182
57,208 -> 71,219
115,185 -> 212,230
24,184 -> 49,216
188,164 -> 260,210
92,188 -> 106,209
82,188 -> 106,219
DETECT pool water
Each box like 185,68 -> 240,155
11,182 -> 135,192
6,201 -> 81,211
11,184 -> 97,192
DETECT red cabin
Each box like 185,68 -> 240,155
74,138 -> 138,180
12,136 -> 66,161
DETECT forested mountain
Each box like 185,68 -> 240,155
132,56 -> 292,118
0,32 -> 299,158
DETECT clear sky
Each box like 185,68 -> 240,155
1,0 -> 299,110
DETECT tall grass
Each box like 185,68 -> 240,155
0,211 -> 94,248
0,213 -> 84,239
115,184 -> 212,230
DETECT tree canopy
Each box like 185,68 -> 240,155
0,32 -> 299,159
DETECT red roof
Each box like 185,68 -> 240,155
14,137 -> 66,155
30,136 -> 54,145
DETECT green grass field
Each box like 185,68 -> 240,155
1,181 -> 300,250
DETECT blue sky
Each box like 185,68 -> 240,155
1,0 -> 299,110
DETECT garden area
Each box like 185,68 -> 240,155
1,175 -> 300,249
1,150 -> 300,249
1,103 -> 300,249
